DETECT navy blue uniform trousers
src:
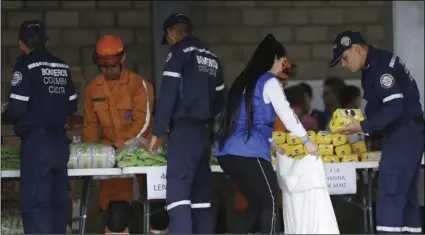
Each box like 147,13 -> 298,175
20,127 -> 70,234
165,120 -> 213,234
376,121 -> 424,234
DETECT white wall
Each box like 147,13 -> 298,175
393,1 -> 425,206
393,1 -> 424,111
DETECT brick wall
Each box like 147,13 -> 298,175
1,0 -> 391,144
189,1 -> 391,85
1,0 -> 153,103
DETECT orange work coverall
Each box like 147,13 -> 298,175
83,68 -> 154,211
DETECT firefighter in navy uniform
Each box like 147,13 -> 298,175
148,13 -> 227,234
2,20 -> 78,234
330,31 -> 424,234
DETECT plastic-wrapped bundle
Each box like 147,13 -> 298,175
1,147 -> 21,170
68,143 -> 116,169
115,137 -> 168,167
0,208 -> 73,234
1,209 -> 23,235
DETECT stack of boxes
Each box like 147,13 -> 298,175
272,109 -> 381,163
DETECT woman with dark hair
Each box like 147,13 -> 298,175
213,34 -> 319,234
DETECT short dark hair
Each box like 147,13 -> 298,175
285,85 -> 306,106
298,82 -> 312,98
171,23 -> 193,36
21,34 -> 46,49
339,85 -> 361,108
324,76 -> 346,94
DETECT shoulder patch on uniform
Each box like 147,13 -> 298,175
11,71 -> 23,86
380,73 -> 394,88
166,52 -> 172,63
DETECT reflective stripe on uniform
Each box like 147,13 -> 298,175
216,84 -> 225,91
166,200 -> 191,211
136,80 -> 151,138
389,55 -> 397,68
163,71 -> 181,78
377,226 -> 422,233
382,93 -> 404,103
191,202 -> 211,209
69,93 -> 77,101
27,62 -> 69,70
182,47 -> 218,57
10,93 -> 29,101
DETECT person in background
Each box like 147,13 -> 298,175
339,85 -> 362,109
211,111 -> 236,234
285,85 -> 319,131
330,30 -> 424,234
2,20 -> 78,234
83,35 -> 154,234
322,76 -> 346,125
299,82 -> 328,130
149,13 -> 226,234
214,34 -> 318,234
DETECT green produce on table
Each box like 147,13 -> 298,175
209,156 -> 219,165
116,147 -> 168,167
1,147 -> 21,170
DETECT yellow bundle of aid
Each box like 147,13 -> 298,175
272,131 -> 286,145
359,151 -> 381,162
317,131 -> 333,144
322,155 -> 340,163
329,109 -> 365,133
286,134 -> 302,145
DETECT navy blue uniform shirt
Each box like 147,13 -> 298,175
153,35 -> 227,137
360,46 -> 423,134
3,48 -> 78,136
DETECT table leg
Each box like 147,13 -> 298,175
142,174 -> 150,234
367,169 -> 375,234
78,176 -> 93,235
362,169 -> 369,234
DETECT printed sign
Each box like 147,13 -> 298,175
325,163 -> 357,195
146,166 -> 167,199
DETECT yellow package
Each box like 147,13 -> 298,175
293,154 -> 305,160
332,134 -> 348,146
329,109 -> 365,133
335,144 -> 352,156
278,143 -> 291,155
360,151 -> 381,162
272,155 -> 277,166
286,134 -> 302,145
319,144 -> 334,156
272,131 -> 286,145
341,154 -> 359,162
307,131 -> 317,143
322,155 -> 340,163
289,144 -> 305,156
317,131 -> 332,144
351,141 -> 367,154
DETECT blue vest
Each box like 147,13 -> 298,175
214,72 -> 276,162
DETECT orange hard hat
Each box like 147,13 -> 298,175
277,57 -> 297,80
93,35 -> 126,66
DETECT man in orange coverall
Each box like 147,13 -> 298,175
83,35 -> 154,234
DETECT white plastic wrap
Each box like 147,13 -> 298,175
68,143 -> 116,169
276,154 -> 339,234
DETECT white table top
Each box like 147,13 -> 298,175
0,168 -> 122,178
1,155 -> 422,178
121,161 -> 381,175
